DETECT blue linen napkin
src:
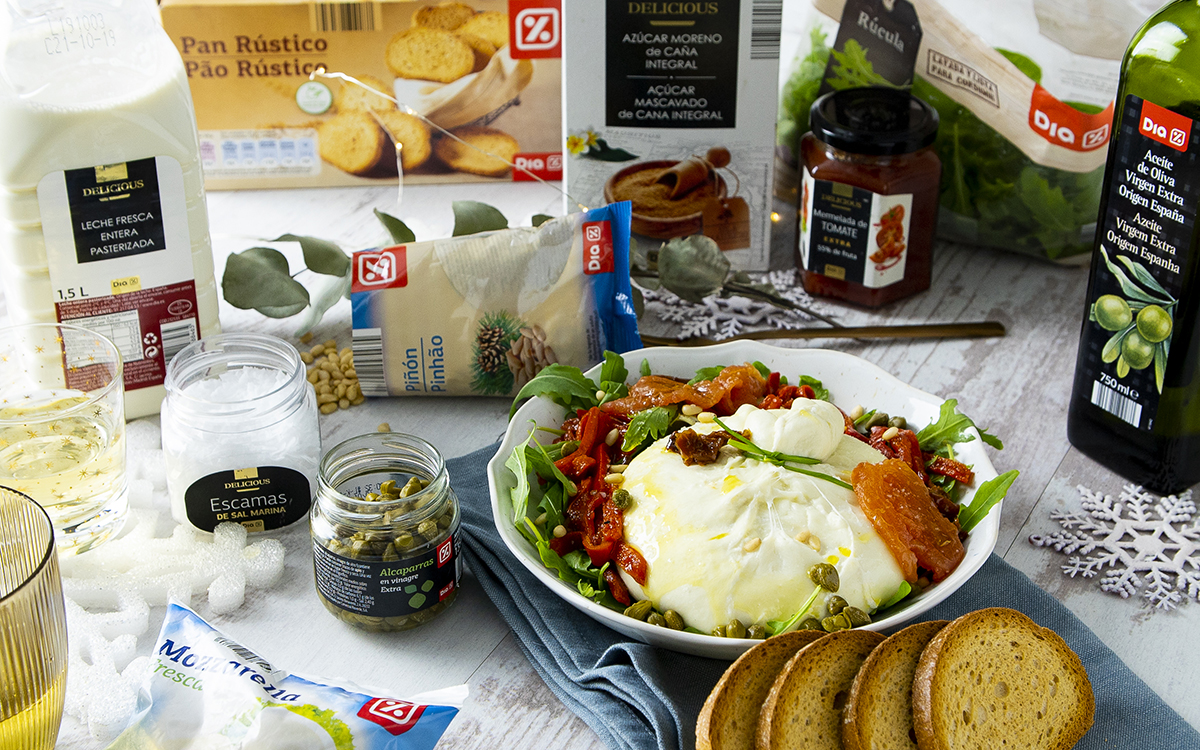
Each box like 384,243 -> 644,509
449,444 -> 1200,750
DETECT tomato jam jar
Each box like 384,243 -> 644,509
797,88 -> 941,308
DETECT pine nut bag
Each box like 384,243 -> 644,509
349,202 -> 640,396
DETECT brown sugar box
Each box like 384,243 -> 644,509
386,27 -> 474,83
412,1 -> 475,31
377,111 -> 433,170
317,112 -> 386,175
333,74 -> 394,114
912,608 -> 1095,750
434,125 -> 518,177
758,629 -> 886,750
456,10 -> 508,49
696,630 -> 826,750
841,620 -> 949,750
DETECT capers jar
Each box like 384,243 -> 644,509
311,433 -> 461,632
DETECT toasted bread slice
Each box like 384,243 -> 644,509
696,631 -> 826,750
457,32 -> 497,72
376,111 -> 432,170
386,27 -> 475,83
317,112 -> 386,175
842,620 -> 949,750
457,10 -> 508,49
433,125 -> 518,177
334,74 -> 394,114
912,608 -> 1094,750
411,2 -> 476,31
757,629 -> 886,750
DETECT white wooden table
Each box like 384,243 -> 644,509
8,178 -> 1197,749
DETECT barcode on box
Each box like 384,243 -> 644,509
1091,380 -> 1142,428
749,0 -> 782,60
161,319 -> 198,367
353,328 -> 387,397
311,1 -> 379,32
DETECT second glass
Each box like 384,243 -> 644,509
0,323 -> 127,554
0,486 -> 69,749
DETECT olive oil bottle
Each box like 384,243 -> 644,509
1068,0 -> 1200,494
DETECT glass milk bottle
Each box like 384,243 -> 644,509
0,0 -> 220,419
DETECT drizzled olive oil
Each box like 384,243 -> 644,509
1068,0 -> 1200,493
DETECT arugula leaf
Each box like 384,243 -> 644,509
622,406 -> 676,452
751,361 -> 771,379
509,364 -> 599,419
826,39 -> 895,90
877,581 -> 913,611
505,430 -> 533,526
599,350 -> 628,386
797,375 -> 829,401
527,440 -> 576,497
640,358 -> 652,377
538,482 -> 567,531
917,399 -> 1004,452
687,365 -> 727,385
854,409 -> 876,427
766,585 -> 824,635
563,550 -> 601,581
958,470 -> 1019,533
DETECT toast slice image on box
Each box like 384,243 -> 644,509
696,630 -> 827,750
912,608 -> 1095,750
841,620 -> 949,750
757,629 -> 886,750
386,27 -> 475,83
433,125 -> 518,176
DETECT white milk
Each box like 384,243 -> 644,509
0,0 -> 220,418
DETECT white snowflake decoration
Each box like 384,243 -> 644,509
1029,484 -> 1200,610
642,269 -> 837,339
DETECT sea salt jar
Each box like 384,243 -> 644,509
161,333 -> 320,533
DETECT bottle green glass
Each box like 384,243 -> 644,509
1068,0 -> 1200,494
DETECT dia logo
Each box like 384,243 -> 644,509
1139,99 -> 1192,153
509,0 -> 561,58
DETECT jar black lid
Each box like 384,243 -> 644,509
810,88 -> 939,156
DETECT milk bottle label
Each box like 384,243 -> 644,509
37,156 -> 201,391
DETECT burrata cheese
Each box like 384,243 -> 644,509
618,398 -> 905,633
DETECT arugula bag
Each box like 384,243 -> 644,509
778,0 -> 1158,262
106,602 -> 466,749
349,202 -> 641,396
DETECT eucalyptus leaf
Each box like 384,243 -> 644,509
374,209 -> 417,244
657,235 -> 730,303
222,247 -> 310,314
452,201 -> 509,236
293,269 -> 352,337
631,285 -> 645,318
532,214 -> 554,227
274,233 -> 350,277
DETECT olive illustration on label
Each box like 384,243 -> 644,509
1091,248 -> 1175,393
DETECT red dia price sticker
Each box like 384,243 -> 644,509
508,0 -> 561,59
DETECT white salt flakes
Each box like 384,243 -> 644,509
181,365 -> 289,403
61,419 -> 289,741
123,418 -> 161,450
